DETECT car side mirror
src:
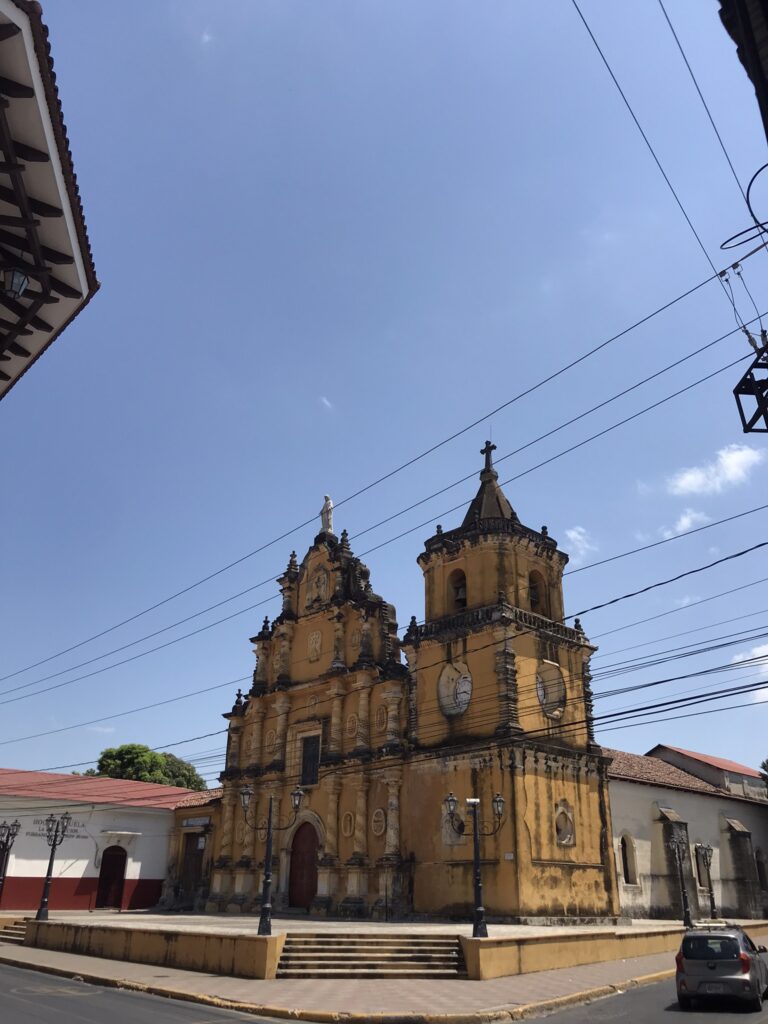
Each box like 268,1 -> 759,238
758,945 -> 767,953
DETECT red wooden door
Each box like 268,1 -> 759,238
96,845 -> 127,908
288,823 -> 318,909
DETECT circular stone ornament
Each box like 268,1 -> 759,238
371,808 -> 387,836
345,713 -> 359,738
536,662 -> 566,719
437,662 -> 472,717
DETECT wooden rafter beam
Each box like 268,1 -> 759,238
0,292 -> 50,331
9,140 -> 48,163
0,215 -> 38,227
0,184 -> 61,218
0,314 -> 31,334
0,246 -> 81,299
3,339 -> 30,358
0,76 -> 33,100
0,227 -> 73,265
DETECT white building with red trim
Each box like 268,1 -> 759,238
0,770 -> 196,911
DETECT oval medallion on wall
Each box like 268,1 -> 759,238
375,705 -> 387,734
371,808 -> 387,837
341,811 -> 355,838
345,713 -> 359,738
265,728 -> 277,754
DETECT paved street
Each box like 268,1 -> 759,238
0,962 -> 312,1024
531,978 -> 768,1021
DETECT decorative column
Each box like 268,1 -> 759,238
274,694 -> 291,768
353,775 -> 369,861
323,775 -> 342,861
328,682 -> 346,760
317,775 -> 341,913
207,782 -> 237,911
381,685 -> 403,747
332,612 -> 346,670
494,625 -> 521,735
249,707 -> 266,767
354,679 -> 371,752
581,652 -> 597,747
384,774 -> 402,858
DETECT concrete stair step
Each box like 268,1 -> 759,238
0,934 -> 26,945
282,950 -> 462,958
277,968 -> 465,979
282,939 -> 459,948
283,932 -> 457,940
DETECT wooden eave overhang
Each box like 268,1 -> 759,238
0,0 -> 98,401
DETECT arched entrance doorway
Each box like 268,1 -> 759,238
96,845 -> 127,909
288,822 -> 318,910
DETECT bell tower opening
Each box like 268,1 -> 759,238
528,570 -> 550,617
448,569 -> 467,612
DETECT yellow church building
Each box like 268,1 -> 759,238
195,444 -> 620,921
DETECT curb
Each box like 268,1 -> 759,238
0,952 -> 676,1023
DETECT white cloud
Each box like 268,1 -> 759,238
661,508 -> 710,540
667,444 -> 764,496
674,595 -> 699,608
565,526 -> 597,566
732,644 -> 768,700
320,396 -> 333,411
86,725 -> 115,734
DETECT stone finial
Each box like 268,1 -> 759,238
436,524 -> 443,536
481,439 -> 497,473
541,525 -> 548,537
287,550 -> 298,573
340,529 -> 351,555
403,615 -> 419,644
574,617 -> 584,634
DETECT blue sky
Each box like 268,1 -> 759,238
2,0 -> 767,784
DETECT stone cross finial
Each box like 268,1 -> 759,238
481,440 -> 497,472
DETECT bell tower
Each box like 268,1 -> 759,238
402,441 -> 594,749
400,443 -> 618,921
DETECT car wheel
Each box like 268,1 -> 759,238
750,991 -> 763,1013
677,995 -> 692,1010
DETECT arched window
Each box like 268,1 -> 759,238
529,570 -> 550,617
448,569 -> 467,612
620,834 -> 638,884
555,800 -> 575,846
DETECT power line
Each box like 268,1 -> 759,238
1,319 -> 760,706
570,0 -> 749,324
4,252 -> 762,687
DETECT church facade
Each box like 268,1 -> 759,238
203,445 -> 620,921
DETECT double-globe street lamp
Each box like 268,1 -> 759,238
0,819 -> 21,904
240,785 -> 304,936
36,812 -> 72,922
444,791 -> 505,938
669,834 -> 694,929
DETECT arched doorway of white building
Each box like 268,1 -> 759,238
96,845 -> 127,909
288,822 -> 319,910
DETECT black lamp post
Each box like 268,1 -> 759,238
0,819 -> 20,905
240,785 -> 304,936
444,791 -> 505,938
698,843 -> 717,919
36,812 -> 71,922
669,834 -> 694,929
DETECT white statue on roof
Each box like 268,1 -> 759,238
320,494 -> 334,534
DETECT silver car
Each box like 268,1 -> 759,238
676,926 -> 768,1011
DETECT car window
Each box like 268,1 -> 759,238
682,936 -> 741,960
744,935 -> 757,952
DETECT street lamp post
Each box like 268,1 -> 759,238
36,812 -> 71,922
0,819 -> 20,905
669,834 -> 694,929
444,791 -> 505,938
240,785 -> 304,936
698,843 -> 717,919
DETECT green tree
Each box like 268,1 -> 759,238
83,744 -> 207,791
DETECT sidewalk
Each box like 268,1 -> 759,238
0,940 -> 676,1022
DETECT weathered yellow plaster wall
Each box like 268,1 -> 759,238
26,921 -> 285,979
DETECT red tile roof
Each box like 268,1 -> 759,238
0,768 -> 196,809
603,748 -> 722,794
649,745 -> 763,780
176,787 -> 222,809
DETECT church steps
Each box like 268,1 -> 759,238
0,923 -> 27,945
276,932 -> 466,978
